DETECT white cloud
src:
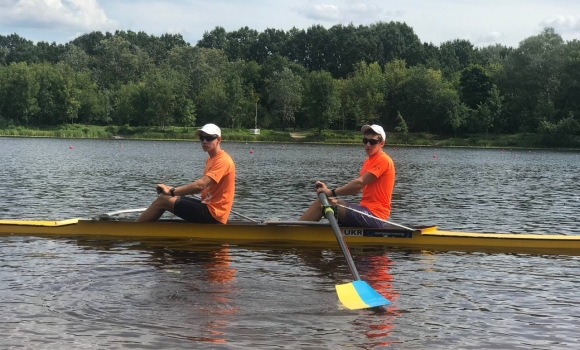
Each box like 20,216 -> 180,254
345,1 -> 403,20
293,0 -> 400,23
295,3 -> 340,21
0,0 -> 116,31
540,15 -> 580,32
474,31 -> 504,45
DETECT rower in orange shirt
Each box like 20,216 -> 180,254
137,123 -> 236,224
299,124 -> 395,227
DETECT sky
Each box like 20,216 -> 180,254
0,0 -> 580,48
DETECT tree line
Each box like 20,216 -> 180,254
0,23 -> 579,144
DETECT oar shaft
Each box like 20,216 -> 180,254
318,193 -> 361,281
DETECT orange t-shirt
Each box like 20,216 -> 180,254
200,150 -> 236,224
358,150 -> 395,220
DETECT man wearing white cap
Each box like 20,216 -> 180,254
136,123 -> 236,224
299,124 -> 395,228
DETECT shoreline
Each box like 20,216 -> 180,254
1,133 -> 579,151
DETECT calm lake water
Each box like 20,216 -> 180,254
1,137 -> 580,349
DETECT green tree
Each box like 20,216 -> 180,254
396,66 -> 465,133
0,62 -> 40,126
302,70 -> 341,134
326,24 -> 374,78
340,61 -> 384,128
0,34 -> 38,64
394,111 -> 409,134
71,31 -> 109,56
74,70 -> 108,124
113,82 -> 141,125
556,40 -> 580,121
460,64 -> 493,109
196,77 -> 227,125
369,22 -> 424,67
383,59 -> 409,129
223,73 -> 245,128
226,26 -> 259,61
265,67 -> 303,127
29,63 -> 81,125
439,39 -> 474,78
165,46 -> 229,97
197,26 -> 228,51
59,43 -> 91,72
498,28 -> 565,132
93,36 -> 153,88
140,67 -> 190,129
252,28 -> 289,64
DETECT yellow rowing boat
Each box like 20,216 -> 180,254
1,217 -> 579,255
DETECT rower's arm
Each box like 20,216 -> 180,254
174,175 -> 215,196
334,172 -> 377,196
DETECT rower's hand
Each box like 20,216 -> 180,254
156,184 -> 170,195
314,181 -> 332,197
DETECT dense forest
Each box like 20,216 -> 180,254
0,22 -> 579,145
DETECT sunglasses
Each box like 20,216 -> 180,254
199,135 -> 218,142
362,138 -> 381,145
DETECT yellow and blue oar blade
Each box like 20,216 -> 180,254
335,280 -> 391,310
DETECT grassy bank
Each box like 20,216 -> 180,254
1,124 -> 579,149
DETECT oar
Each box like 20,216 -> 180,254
318,192 -> 391,310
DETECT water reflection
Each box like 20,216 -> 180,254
69,238 -> 240,345
62,238 -> 410,347
353,252 -> 401,348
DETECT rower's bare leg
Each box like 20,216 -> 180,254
299,198 -> 323,221
136,196 -> 177,222
300,198 -> 349,222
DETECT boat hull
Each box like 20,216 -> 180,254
1,218 -> 579,254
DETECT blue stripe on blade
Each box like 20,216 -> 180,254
351,280 -> 391,308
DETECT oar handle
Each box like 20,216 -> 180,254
318,192 -> 361,281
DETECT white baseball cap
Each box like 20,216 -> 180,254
194,123 -> 221,137
361,124 -> 386,141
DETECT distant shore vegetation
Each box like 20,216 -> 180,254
1,23 -> 579,149
1,124 -> 577,150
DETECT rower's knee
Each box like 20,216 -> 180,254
153,195 -> 176,211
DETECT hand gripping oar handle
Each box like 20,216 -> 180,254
318,193 -> 361,281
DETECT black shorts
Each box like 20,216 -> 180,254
173,196 -> 220,224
